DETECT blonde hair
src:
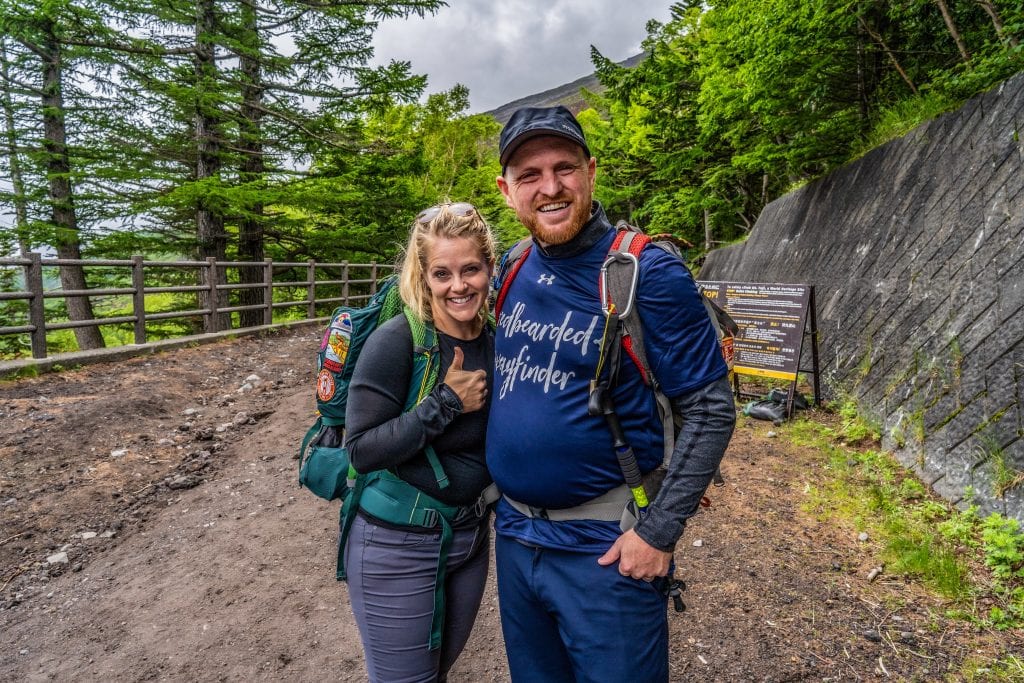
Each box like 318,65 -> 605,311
397,204 -> 497,323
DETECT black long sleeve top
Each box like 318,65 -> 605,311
344,314 -> 494,508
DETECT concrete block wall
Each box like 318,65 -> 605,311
701,74 -> 1024,520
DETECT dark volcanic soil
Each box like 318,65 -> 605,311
0,327 -> 1020,681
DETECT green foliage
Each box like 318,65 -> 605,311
794,405 -> 1024,630
583,0 -> 1023,257
969,429 -> 1024,497
979,514 -> 1024,629
938,505 -> 982,549
2,0 -> 1023,354
838,398 -> 882,443
982,515 -> 1024,580
851,91 -> 959,158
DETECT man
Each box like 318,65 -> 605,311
487,105 -> 736,682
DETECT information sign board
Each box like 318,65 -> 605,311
697,281 -> 811,381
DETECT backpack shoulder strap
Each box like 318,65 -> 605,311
494,237 -> 533,318
601,222 -> 675,462
336,307 -> 447,579
402,307 -> 448,489
603,222 -> 653,384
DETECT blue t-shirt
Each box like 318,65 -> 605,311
487,211 -> 727,552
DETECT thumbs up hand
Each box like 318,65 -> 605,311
443,346 -> 488,413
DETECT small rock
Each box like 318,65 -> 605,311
215,424 -> 232,433
157,439 -> 175,446
178,423 -> 192,432
182,408 -> 199,416
195,428 -> 214,441
867,565 -> 884,582
858,532 -> 870,542
110,449 -> 128,459
765,431 -> 777,438
232,412 -> 249,426
244,374 -> 261,383
2,497 -> 16,507
238,383 -> 253,392
46,552 -> 69,565
899,631 -> 916,645
80,532 -> 97,540
100,530 -> 117,539
167,474 -> 201,490
692,539 -> 704,547
862,629 -> 882,643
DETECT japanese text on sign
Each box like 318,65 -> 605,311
697,281 -> 810,381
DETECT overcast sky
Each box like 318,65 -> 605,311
371,1 -> 674,114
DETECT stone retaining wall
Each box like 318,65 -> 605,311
701,74 -> 1024,520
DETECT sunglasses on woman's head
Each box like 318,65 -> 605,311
416,202 -> 477,224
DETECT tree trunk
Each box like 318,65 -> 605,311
237,4 -> 266,329
194,0 -> 229,331
857,16 -> 919,95
41,27 -> 105,350
1,39 -> 31,254
934,0 -> 972,62
704,208 -> 712,252
975,0 -> 1019,48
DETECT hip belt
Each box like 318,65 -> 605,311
503,483 -> 640,532
359,473 -> 499,528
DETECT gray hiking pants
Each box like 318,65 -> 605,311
344,513 -> 490,683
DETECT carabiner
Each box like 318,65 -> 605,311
599,251 -> 639,318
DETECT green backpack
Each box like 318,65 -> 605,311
298,277 -> 444,502
297,277 -> 462,650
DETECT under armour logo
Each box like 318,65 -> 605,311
538,274 -> 555,285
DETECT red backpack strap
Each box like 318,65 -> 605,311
494,239 -> 532,318
604,224 -> 652,383
610,225 -> 650,257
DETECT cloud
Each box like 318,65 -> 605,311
371,1 -> 673,113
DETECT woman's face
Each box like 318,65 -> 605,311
424,236 -> 492,339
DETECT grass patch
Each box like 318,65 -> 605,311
958,653 -> 1024,682
850,91 -> 959,159
792,404 -> 1024,631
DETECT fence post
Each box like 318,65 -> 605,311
342,260 -> 349,306
263,258 -> 273,326
26,252 -> 47,359
206,257 -> 220,333
369,262 -> 377,295
307,259 -> 316,319
131,255 -> 146,344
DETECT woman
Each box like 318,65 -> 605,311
343,202 -> 497,683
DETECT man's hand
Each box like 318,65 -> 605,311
597,528 -> 672,580
443,347 -> 488,413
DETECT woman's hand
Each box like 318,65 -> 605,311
443,347 -> 488,413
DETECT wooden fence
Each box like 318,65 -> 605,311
0,254 -> 393,360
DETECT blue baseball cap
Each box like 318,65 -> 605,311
498,105 -> 591,168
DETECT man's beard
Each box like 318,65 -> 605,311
520,200 -> 591,246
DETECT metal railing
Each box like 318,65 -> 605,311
0,254 -> 394,359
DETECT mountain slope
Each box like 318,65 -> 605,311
485,52 -> 645,123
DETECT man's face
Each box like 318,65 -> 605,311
497,136 -> 596,246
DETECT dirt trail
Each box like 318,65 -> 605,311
0,328 -> 1019,682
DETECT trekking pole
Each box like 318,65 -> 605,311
588,382 -> 686,612
589,383 -> 647,510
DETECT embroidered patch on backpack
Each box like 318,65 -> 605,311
322,312 -> 353,373
316,368 -> 336,401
